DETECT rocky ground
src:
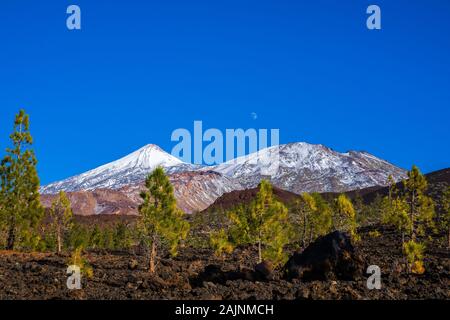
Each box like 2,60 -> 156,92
0,224 -> 448,300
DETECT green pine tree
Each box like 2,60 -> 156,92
89,225 -> 102,249
367,193 -> 384,223
352,192 -> 367,225
138,167 -> 190,274
209,228 -> 233,260
49,191 -> 74,253
67,223 -> 90,249
310,193 -> 333,240
114,222 -> 132,250
334,194 -> 359,241
291,193 -> 331,248
387,174 -> 397,202
381,175 -> 410,244
403,165 -> 435,240
381,196 -> 409,244
403,240 -> 426,274
292,193 -> 317,248
227,180 -> 292,267
101,227 -> 114,249
0,162 -> 7,247
440,187 -> 450,249
0,109 -> 44,250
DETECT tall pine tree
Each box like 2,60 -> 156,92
309,193 -> 333,241
292,193 -> 317,248
0,162 -> 7,246
381,175 -> 409,244
334,194 -> 359,241
403,165 -> 435,240
441,187 -> 450,249
292,193 -> 332,248
138,167 -> 190,274
49,191 -> 74,253
0,109 -> 43,250
227,180 -> 291,267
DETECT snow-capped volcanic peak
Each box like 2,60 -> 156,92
91,144 -> 182,173
211,142 -> 407,193
42,141 -> 407,201
41,144 -> 196,194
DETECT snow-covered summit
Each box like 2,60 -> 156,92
210,142 -> 407,193
41,142 -> 407,196
40,144 -> 197,194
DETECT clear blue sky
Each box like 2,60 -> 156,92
0,0 -> 449,185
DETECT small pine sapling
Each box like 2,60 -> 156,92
209,228 -> 233,261
68,246 -> 93,278
403,240 -> 426,274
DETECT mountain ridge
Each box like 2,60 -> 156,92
210,142 -> 407,193
42,142 -> 406,194
40,142 -> 408,214
40,144 -> 199,194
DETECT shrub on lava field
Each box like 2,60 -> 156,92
403,240 -> 426,275
68,246 -> 93,278
210,228 -> 233,260
368,230 -> 381,238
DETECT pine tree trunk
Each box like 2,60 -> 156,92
149,236 -> 157,274
6,224 -> 15,250
57,226 -> 62,254
410,192 -> 416,240
400,230 -> 409,273
257,235 -> 262,264
302,212 -> 306,248
448,226 -> 450,249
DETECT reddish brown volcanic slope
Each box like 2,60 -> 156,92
207,168 -> 450,213
337,167 -> 450,204
204,185 -> 298,212
41,189 -> 138,216
41,171 -> 242,215
42,168 -> 449,216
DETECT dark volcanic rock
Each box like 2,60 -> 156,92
197,265 -> 227,285
255,261 -> 273,281
284,231 -> 364,281
194,264 -> 258,287
0,224 -> 448,300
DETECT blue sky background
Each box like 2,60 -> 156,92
0,0 -> 449,185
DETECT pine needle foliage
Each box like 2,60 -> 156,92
0,109 -> 44,250
138,167 -> 190,273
